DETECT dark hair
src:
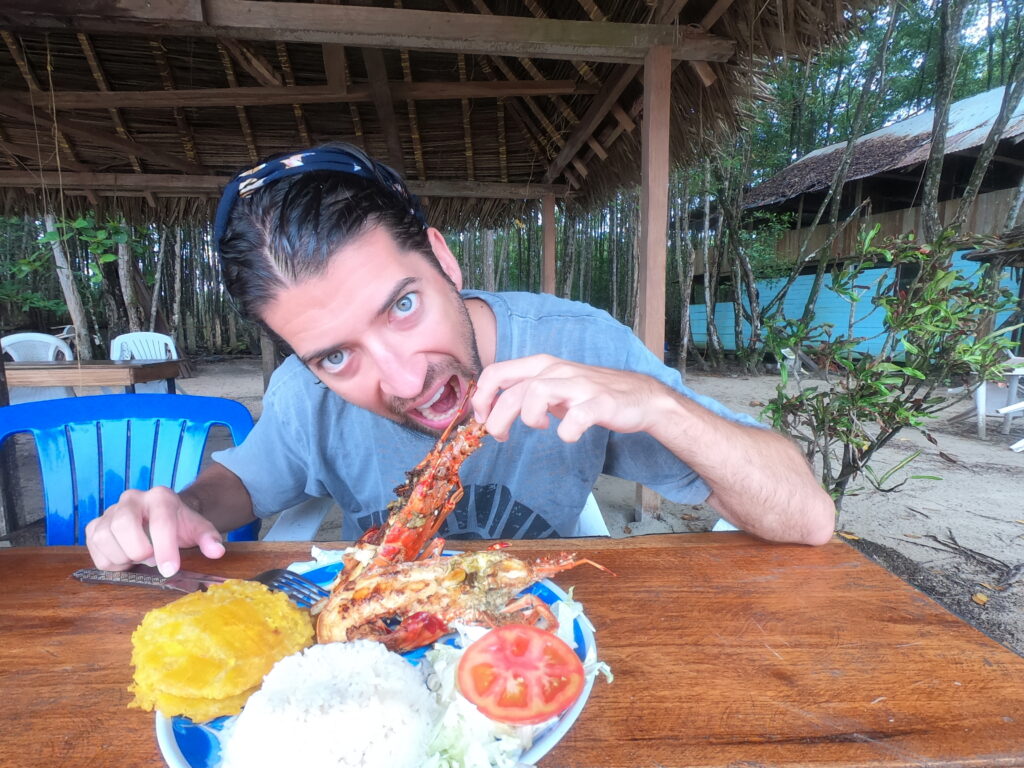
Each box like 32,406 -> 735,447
217,143 -> 434,321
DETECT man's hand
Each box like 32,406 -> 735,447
471,354 -> 665,442
85,487 -> 225,577
85,463 -> 256,576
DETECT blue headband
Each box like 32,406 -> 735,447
213,146 -> 425,251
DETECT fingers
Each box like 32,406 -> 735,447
472,355 -> 560,422
84,486 -> 219,576
196,531 -> 227,561
473,356 -> 659,442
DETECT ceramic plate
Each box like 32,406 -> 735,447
155,560 -> 597,767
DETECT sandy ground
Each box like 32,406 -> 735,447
8,356 -> 1023,656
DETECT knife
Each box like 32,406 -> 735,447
71,564 -> 230,593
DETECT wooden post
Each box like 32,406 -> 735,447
542,194 -> 556,295
260,329 -> 279,392
634,45 -> 672,523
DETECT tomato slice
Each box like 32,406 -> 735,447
456,624 -> 585,725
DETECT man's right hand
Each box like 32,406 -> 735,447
85,486 -> 225,577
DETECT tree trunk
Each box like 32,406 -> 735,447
117,234 -> 144,333
1006,172 -> 1024,231
482,229 -> 496,292
700,160 -> 723,365
172,229 -> 184,349
921,0 -> 967,241
149,228 -> 169,332
952,60 -> 1024,230
673,173 -> 695,371
43,212 -> 92,360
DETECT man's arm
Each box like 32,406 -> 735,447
85,462 -> 257,575
472,354 -> 835,545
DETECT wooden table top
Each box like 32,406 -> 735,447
4,359 -> 181,387
3,533 -> 1024,768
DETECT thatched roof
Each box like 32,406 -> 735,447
746,85 -> 1024,210
1,0 -> 871,229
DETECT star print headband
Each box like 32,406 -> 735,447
213,145 -> 426,250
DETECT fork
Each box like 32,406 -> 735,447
72,564 -> 330,608
248,568 -> 330,608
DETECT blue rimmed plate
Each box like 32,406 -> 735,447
155,560 -> 597,767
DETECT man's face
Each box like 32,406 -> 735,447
261,225 -> 482,436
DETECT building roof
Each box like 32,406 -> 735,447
746,85 -> 1024,209
0,0 -> 872,228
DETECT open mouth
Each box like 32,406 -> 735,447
407,375 -> 466,431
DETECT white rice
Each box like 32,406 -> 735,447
218,640 -> 440,768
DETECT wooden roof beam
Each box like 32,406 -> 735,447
1,80 -> 597,110
362,47 -> 406,175
398,48 -> 426,181
544,0 -> 735,183
217,38 -> 283,87
2,30 -> 94,202
0,138 -> 91,172
215,42 -> 261,164
275,42 -> 312,146
149,39 -> 202,164
457,54 -> 475,181
0,100 -> 207,175
3,1 -> 736,64
77,33 -> 143,173
0,171 -> 568,199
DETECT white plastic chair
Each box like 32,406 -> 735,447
1,332 -> 77,403
971,357 -> 1024,439
109,332 -> 181,393
109,332 -> 179,362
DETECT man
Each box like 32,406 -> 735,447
86,143 -> 835,576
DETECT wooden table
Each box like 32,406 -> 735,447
3,534 -> 1024,767
4,360 -> 181,393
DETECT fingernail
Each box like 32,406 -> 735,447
158,562 -> 176,577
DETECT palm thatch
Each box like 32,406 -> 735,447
0,0 -> 874,230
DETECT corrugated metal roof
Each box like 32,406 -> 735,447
746,85 -> 1024,209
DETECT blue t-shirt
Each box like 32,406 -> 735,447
213,290 -> 757,539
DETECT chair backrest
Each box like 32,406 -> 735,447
0,394 -> 257,545
2,332 -> 74,362
110,331 -> 179,361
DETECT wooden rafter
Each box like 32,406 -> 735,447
275,42 -> 313,146
457,54 -> 474,181
3,1 -> 736,65
362,48 -> 405,174
216,41 -> 260,163
217,38 -> 283,87
0,99 -> 207,175
542,0 -> 730,184
149,39 -> 201,164
399,50 -> 426,180
326,45 -> 365,146
517,0 -> 611,161
468,0 -> 590,178
0,137 -> 90,172
77,33 -> 143,174
497,96 -> 508,183
392,1 -> 425,181
1,80 -> 596,110
0,171 -> 568,199
1,29 -> 94,202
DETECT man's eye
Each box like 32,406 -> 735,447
393,292 -> 419,316
321,350 -> 349,373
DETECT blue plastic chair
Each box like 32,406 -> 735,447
0,394 -> 260,545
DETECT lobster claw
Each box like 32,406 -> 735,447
382,611 -> 450,653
